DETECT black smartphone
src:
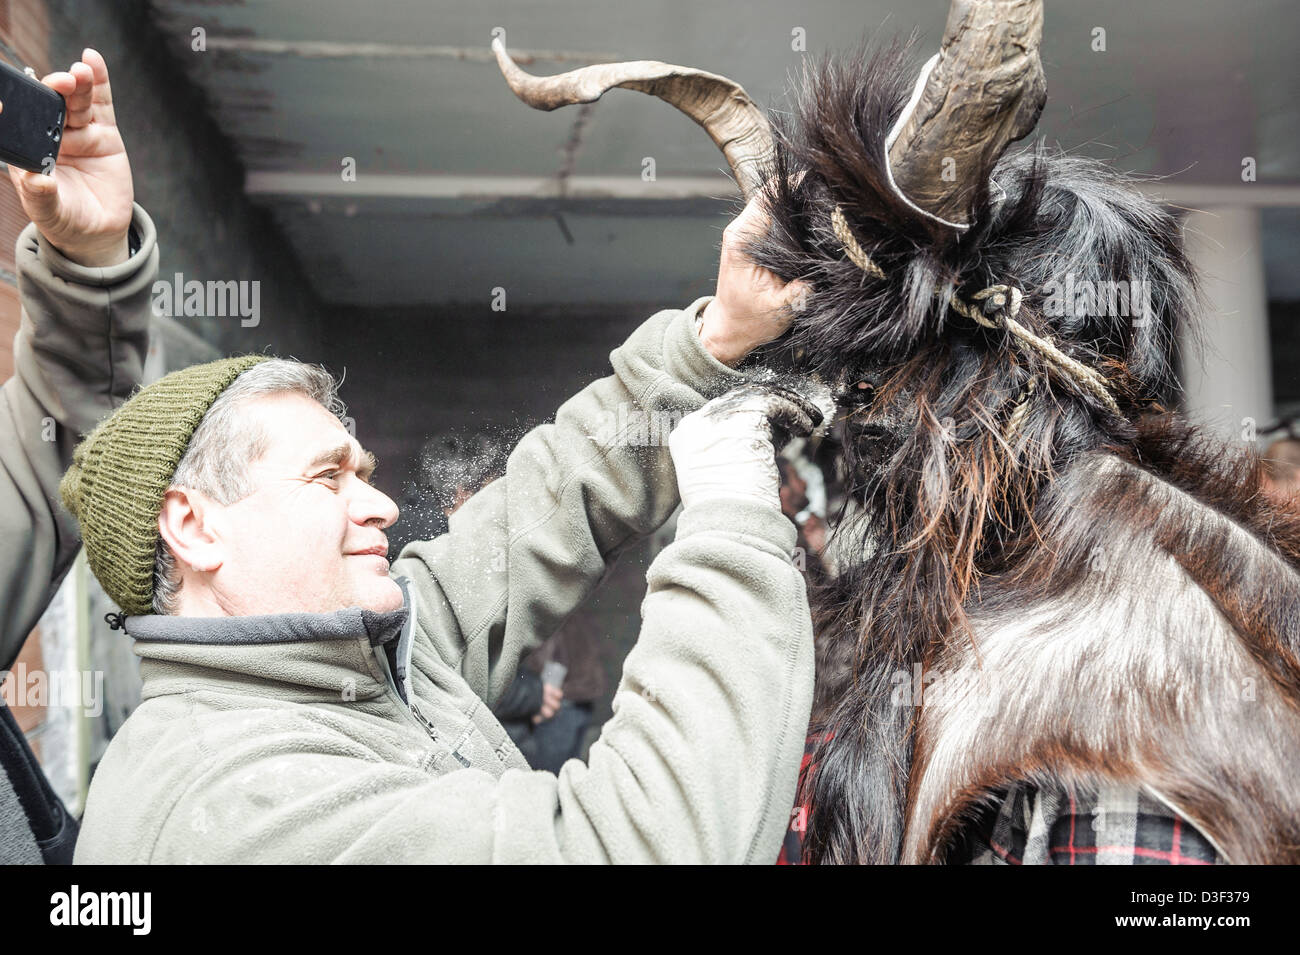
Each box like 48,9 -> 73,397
0,59 -> 65,174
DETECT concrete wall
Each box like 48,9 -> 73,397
41,0 -> 325,362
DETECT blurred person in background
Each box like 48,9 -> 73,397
776,455 -> 829,583
496,612 -> 608,773
390,430 -> 510,551
428,439 -> 610,773
1263,436 -> 1300,501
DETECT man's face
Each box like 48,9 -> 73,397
203,392 -> 402,616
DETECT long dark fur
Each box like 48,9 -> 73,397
740,39 -> 1300,863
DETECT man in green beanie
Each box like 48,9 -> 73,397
0,50 -> 154,863
68,188 -> 820,863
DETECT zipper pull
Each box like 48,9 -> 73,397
410,701 -> 438,740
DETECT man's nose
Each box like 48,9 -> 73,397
352,481 -> 399,530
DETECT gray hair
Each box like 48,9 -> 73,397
152,359 -> 347,615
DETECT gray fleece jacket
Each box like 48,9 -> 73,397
73,299 -> 816,864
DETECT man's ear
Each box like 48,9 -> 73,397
158,487 -> 225,574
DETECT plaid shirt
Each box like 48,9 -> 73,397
956,782 -> 1220,865
777,734 -> 1221,865
776,734 -> 821,864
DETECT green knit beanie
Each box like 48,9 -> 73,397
60,354 -> 271,616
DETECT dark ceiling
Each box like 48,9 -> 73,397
145,0 -> 1300,305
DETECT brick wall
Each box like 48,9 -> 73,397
0,0 -> 51,380
0,0 -> 52,752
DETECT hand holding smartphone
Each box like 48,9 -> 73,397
2,49 -> 134,268
0,59 -> 65,173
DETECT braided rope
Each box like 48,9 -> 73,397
950,285 -> 1121,416
1004,377 -> 1036,440
829,206 -> 1121,417
830,205 -> 887,279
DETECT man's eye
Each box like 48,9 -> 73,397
312,470 -> 342,483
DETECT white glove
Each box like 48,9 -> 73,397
668,382 -> 829,511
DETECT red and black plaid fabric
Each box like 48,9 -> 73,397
775,732 -> 820,865
956,781 -> 1221,865
776,736 -> 1221,865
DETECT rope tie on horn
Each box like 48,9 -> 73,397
830,204 -> 1121,418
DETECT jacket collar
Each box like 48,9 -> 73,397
125,601 -> 408,647
121,578 -> 417,704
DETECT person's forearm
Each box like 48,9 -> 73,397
393,298 -> 747,707
540,498 -> 814,862
0,203 -> 156,665
15,203 -> 157,434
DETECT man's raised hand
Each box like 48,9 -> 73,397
698,188 -> 810,368
4,48 -> 133,268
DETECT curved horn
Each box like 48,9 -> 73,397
491,37 -> 773,200
885,0 -> 1047,231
